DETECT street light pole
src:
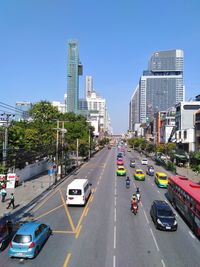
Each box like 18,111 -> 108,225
76,138 -> 79,166
88,128 -> 91,160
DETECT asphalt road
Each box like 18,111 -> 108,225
1,147 -> 200,267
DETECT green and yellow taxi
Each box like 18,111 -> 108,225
116,166 -> 126,176
133,169 -> 145,181
155,172 -> 168,188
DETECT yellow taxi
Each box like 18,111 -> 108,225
133,169 -> 145,181
155,172 -> 168,188
116,166 -> 126,176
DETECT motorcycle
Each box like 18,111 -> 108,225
136,193 -> 141,202
126,180 -> 130,188
131,202 -> 138,215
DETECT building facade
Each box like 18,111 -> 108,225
67,40 -> 83,114
85,76 -> 93,98
15,101 -> 32,121
129,49 -> 185,127
175,101 -> 200,152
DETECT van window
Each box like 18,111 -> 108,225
69,189 -> 82,195
84,184 -> 89,193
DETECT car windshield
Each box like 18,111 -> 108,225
136,171 -> 143,174
157,209 -> 174,217
118,167 -> 124,170
13,234 -> 32,243
159,176 -> 167,180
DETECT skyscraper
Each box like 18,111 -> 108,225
85,76 -> 93,98
129,49 -> 184,128
67,40 -> 83,114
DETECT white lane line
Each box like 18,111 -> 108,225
114,225 -> 116,249
161,259 -> 166,267
189,231 -> 195,239
150,228 -> 160,251
115,197 -> 116,207
114,207 -> 116,222
113,255 -> 116,267
143,209 -> 149,224
97,180 -> 99,186
85,175 -> 87,179
115,187 -> 117,196
157,190 -> 161,194
151,183 -> 155,186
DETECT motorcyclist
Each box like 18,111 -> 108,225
136,187 -> 141,202
126,176 -> 130,188
131,193 -> 138,212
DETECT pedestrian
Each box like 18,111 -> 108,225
7,193 -> 15,209
1,188 -> 7,202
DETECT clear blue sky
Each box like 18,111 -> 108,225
1,0 -> 200,134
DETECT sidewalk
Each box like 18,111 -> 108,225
176,166 -> 200,183
0,172 -> 57,220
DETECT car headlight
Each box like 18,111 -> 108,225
157,219 -> 164,225
173,220 -> 177,225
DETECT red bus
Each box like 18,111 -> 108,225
168,175 -> 200,237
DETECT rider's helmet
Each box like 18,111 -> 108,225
132,194 -> 137,200
136,187 -> 140,193
126,176 -> 130,181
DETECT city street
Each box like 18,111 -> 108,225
0,147 -> 200,267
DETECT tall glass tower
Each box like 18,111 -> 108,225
67,40 -> 83,113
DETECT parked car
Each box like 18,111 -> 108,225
8,221 -> 52,259
141,158 -> 148,165
146,165 -> 155,176
150,200 -> 178,231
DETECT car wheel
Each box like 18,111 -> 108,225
155,222 -> 159,229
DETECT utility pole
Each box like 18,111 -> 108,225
55,120 -> 60,183
1,113 -> 15,168
88,128 -> 91,160
76,138 -> 79,166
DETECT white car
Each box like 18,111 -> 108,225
141,158 -> 148,165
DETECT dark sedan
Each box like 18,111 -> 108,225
150,200 -> 178,231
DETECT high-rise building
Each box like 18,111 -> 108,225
15,101 -> 32,121
129,49 -> 185,128
85,76 -> 93,98
67,40 -> 83,114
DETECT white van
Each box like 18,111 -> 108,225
66,179 -> 91,206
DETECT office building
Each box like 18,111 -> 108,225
85,76 -> 93,98
15,101 -> 32,121
67,40 -> 83,114
129,49 -> 185,127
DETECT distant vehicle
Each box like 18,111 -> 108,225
117,152 -> 123,159
108,145 -> 111,150
127,148 -> 131,152
117,158 -> 124,165
66,179 -> 91,206
8,221 -> 51,259
146,165 -> 155,176
130,159 -> 135,168
116,166 -> 126,176
168,175 -> 200,237
134,169 -> 145,181
141,158 -> 148,165
155,172 -> 168,188
150,200 -> 178,231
